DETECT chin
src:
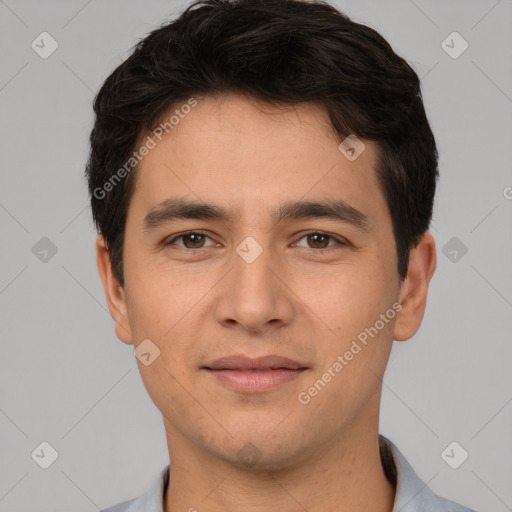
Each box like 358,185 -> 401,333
211,431 -> 306,472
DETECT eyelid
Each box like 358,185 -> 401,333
165,230 -> 216,248
293,230 -> 348,249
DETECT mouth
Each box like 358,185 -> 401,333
201,354 -> 309,393
202,368 -> 307,393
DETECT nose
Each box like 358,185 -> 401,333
213,240 -> 296,335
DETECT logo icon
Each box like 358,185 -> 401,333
441,32 -> 468,59
442,237 -> 468,263
236,236 -> 263,263
338,134 -> 365,161
441,441 -> 469,469
31,32 -> 59,59
32,237 -> 58,263
236,443 -> 262,466
31,441 -> 59,469
134,339 -> 161,366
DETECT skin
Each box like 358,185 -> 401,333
96,92 -> 436,512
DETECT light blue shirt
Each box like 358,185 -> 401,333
101,435 -> 476,512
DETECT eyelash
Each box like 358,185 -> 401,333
164,230 -> 347,251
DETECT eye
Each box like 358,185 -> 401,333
293,231 -> 346,250
164,230 -> 347,251
165,231 -> 217,249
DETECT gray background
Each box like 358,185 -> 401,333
1,0 -> 511,510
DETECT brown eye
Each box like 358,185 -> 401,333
165,231 -> 215,249
306,233 -> 330,249
295,232 -> 344,250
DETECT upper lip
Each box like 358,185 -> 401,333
203,355 -> 308,371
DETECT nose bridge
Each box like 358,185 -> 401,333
235,234 -> 276,289
214,233 -> 294,332
233,233 -> 278,303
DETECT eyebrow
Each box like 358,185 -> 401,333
142,197 -> 369,233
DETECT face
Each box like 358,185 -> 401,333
97,93 -> 435,470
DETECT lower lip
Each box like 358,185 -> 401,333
203,368 -> 306,393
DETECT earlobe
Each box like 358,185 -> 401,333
95,235 -> 134,345
393,232 -> 437,342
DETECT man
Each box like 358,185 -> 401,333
87,0 -> 477,510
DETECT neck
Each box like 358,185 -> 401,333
163,415 -> 395,512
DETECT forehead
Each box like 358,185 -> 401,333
129,93 -> 386,225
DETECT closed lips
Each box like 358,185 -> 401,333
203,354 -> 308,371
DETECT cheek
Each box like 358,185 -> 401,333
312,268 -> 396,332
302,268 -> 397,400
125,267 -> 204,373
125,257 -> 192,336
137,361 -> 204,437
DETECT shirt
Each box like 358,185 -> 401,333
101,435 -> 477,512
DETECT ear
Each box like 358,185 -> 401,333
393,231 -> 437,342
96,235 -> 134,345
